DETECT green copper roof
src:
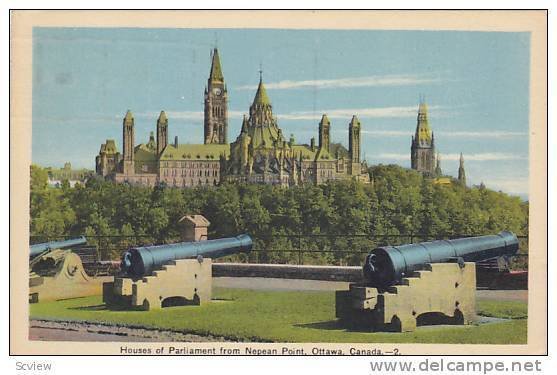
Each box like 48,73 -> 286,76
252,79 -> 271,106
314,145 -> 334,160
209,48 -> 224,82
248,120 -> 283,149
291,144 -> 336,161
291,145 -> 317,160
415,101 -> 432,145
160,143 -> 230,161
134,144 -> 157,162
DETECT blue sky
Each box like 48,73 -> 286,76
32,28 -> 530,198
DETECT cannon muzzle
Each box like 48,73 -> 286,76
29,236 -> 87,259
120,234 -> 253,278
363,231 -> 519,288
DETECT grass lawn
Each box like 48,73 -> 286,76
29,288 -> 527,344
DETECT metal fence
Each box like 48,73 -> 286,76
29,233 -> 529,269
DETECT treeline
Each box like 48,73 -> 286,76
30,164 -> 528,265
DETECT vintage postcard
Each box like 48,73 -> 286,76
10,10 -> 547,355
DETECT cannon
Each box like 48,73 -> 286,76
104,234 -> 253,310
28,236 -> 109,303
120,234 -> 253,278
336,231 -> 520,332
363,231 -> 519,288
29,236 -> 87,258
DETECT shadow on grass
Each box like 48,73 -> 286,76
68,304 -> 139,312
295,320 -> 343,330
294,320 -> 384,333
295,320 -> 433,334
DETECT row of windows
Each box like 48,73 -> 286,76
162,177 -> 217,187
163,169 -> 219,177
212,106 -> 224,117
315,162 -> 336,169
160,161 -> 220,168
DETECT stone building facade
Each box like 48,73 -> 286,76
95,48 -> 370,187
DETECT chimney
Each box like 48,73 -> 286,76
310,137 -> 316,152
174,136 -> 179,148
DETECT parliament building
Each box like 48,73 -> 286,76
95,48 -> 370,187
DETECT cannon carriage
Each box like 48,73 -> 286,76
336,231 -> 519,332
103,235 -> 253,310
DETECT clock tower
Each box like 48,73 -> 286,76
204,48 -> 228,144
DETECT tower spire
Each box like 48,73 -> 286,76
411,97 -> 435,176
157,110 -> 168,155
252,70 -> 271,106
122,110 -> 135,175
204,48 -> 228,144
319,114 -> 330,152
435,152 -> 442,176
458,152 -> 467,186
209,47 -> 224,82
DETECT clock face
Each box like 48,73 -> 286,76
213,88 -> 222,96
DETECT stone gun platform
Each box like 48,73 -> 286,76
29,250 -> 109,303
336,262 -> 476,332
103,258 -> 212,310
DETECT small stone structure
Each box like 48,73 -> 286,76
335,262 -> 476,332
178,214 -> 210,242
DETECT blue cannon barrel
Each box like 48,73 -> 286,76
29,236 -> 87,258
120,234 -> 253,278
363,231 -> 519,288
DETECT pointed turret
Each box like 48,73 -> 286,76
415,99 -> 432,146
209,48 -> 224,82
319,114 -> 331,152
349,115 -> 361,164
435,152 -> 442,176
241,115 -> 249,133
147,131 -> 156,151
458,153 -> 466,186
122,110 -> 135,175
156,110 -> 168,155
252,74 -> 271,106
243,71 -> 282,150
